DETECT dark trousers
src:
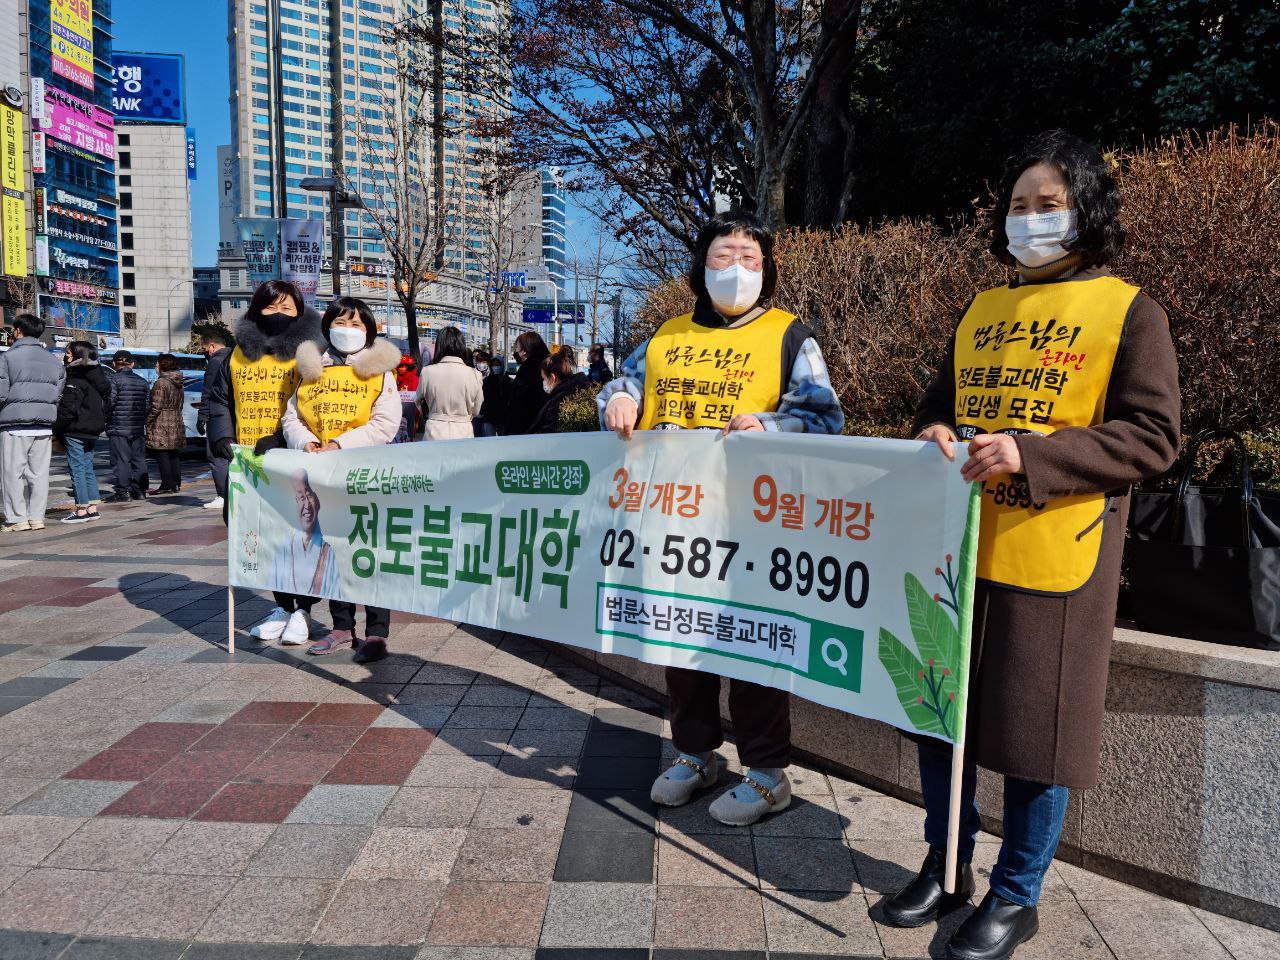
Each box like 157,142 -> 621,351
153,449 -> 181,490
272,592 -> 316,614
109,434 -> 148,496
665,666 -> 791,768
917,738 -> 1069,906
330,600 -> 390,638
208,441 -> 229,500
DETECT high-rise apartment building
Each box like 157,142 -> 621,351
26,0 -> 120,339
224,0 -> 517,343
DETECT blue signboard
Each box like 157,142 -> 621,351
521,300 -> 586,325
111,52 -> 186,124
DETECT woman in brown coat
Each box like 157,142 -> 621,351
882,131 -> 1181,960
146,354 -> 187,494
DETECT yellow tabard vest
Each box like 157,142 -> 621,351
294,364 -> 382,445
953,275 -> 1139,594
638,308 -> 793,430
228,347 -> 301,446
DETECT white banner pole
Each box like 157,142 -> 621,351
944,732 -> 965,893
227,585 -> 236,656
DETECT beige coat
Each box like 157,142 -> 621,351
417,356 -> 483,440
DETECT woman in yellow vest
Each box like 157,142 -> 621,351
889,131 -> 1181,960
206,279 -> 327,645
600,210 -> 845,827
282,296 -> 402,664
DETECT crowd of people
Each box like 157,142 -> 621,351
0,128 -> 1182,960
0,314 -> 200,529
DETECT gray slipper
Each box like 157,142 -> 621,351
651,752 -> 721,807
708,769 -> 793,826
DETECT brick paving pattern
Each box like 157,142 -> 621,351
0,484 -> 1276,959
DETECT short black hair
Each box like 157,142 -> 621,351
513,330 -> 549,366
246,279 -> 306,326
200,327 -> 231,347
67,340 -> 97,364
321,296 -> 378,349
688,210 -> 777,305
431,326 -> 471,365
990,130 -> 1125,268
13,313 -> 44,339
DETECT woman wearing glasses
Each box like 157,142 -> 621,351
599,210 -> 844,827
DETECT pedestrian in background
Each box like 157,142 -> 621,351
587,344 -> 614,385
471,348 -> 492,436
145,353 -> 187,495
55,340 -> 111,524
393,353 -> 419,443
0,313 -> 64,533
478,354 -> 509,436
198,328 -> 232,511
417,325 -> 482,440
503,330 -> 551,435
529,346 -> 592,433
282,296 -> 401,662
103,350 -> 149,503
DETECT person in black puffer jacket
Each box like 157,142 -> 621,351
529,347 -> 593,434
503,331 -> 551,436
54,341 -> 111,523
103,350 -> 150,502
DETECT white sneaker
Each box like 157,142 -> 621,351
280,609 -> 312,645
249,606 -> 290,641
203,496 -> 225,511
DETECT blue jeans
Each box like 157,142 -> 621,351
65,436 -> 100,506
918,739 -> 1068,906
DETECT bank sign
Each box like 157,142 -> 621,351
111,52 -> 186,125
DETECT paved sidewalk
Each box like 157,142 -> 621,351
0,481 -> 1276,960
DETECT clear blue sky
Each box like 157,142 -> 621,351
114,1 -> 231,267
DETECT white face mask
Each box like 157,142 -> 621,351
329,326 -> 367,355
1005,210 -> 1079,268
542,379 -> 553,394
705,263 -> 763,315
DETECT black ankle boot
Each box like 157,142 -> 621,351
946,891 -> 1038,960
881,846 -> 975,928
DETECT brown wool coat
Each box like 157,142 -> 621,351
913,271 -> 1181,788
146,371 -> 187,451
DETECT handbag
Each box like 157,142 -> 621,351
1127,428 -> 1280,650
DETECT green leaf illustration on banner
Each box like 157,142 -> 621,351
878,628 -> 949,736
226,446 -> 270,517
878,559 -> 964,740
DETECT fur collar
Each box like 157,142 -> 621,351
295,337 -> 403,383
234,307 -> 324,362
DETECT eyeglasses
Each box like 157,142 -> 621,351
706,251 -> 764,270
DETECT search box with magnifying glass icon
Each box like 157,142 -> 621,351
597,583 -> 864,695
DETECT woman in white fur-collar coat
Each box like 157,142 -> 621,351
280,297 -> 403,664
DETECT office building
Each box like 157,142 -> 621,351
0,0 -> 30,330
223,0 -> 525,344
27,0 -> 120,340
541,168 -> 567,292
114,124 -> 193,349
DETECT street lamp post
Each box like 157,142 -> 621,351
300,177 -> 365,302
544,226 -> 580,349
524,278 -> 558,348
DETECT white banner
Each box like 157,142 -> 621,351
281,219 -> 325,303
228,433 -> 979,742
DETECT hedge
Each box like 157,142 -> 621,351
635,124 -> 1280,485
